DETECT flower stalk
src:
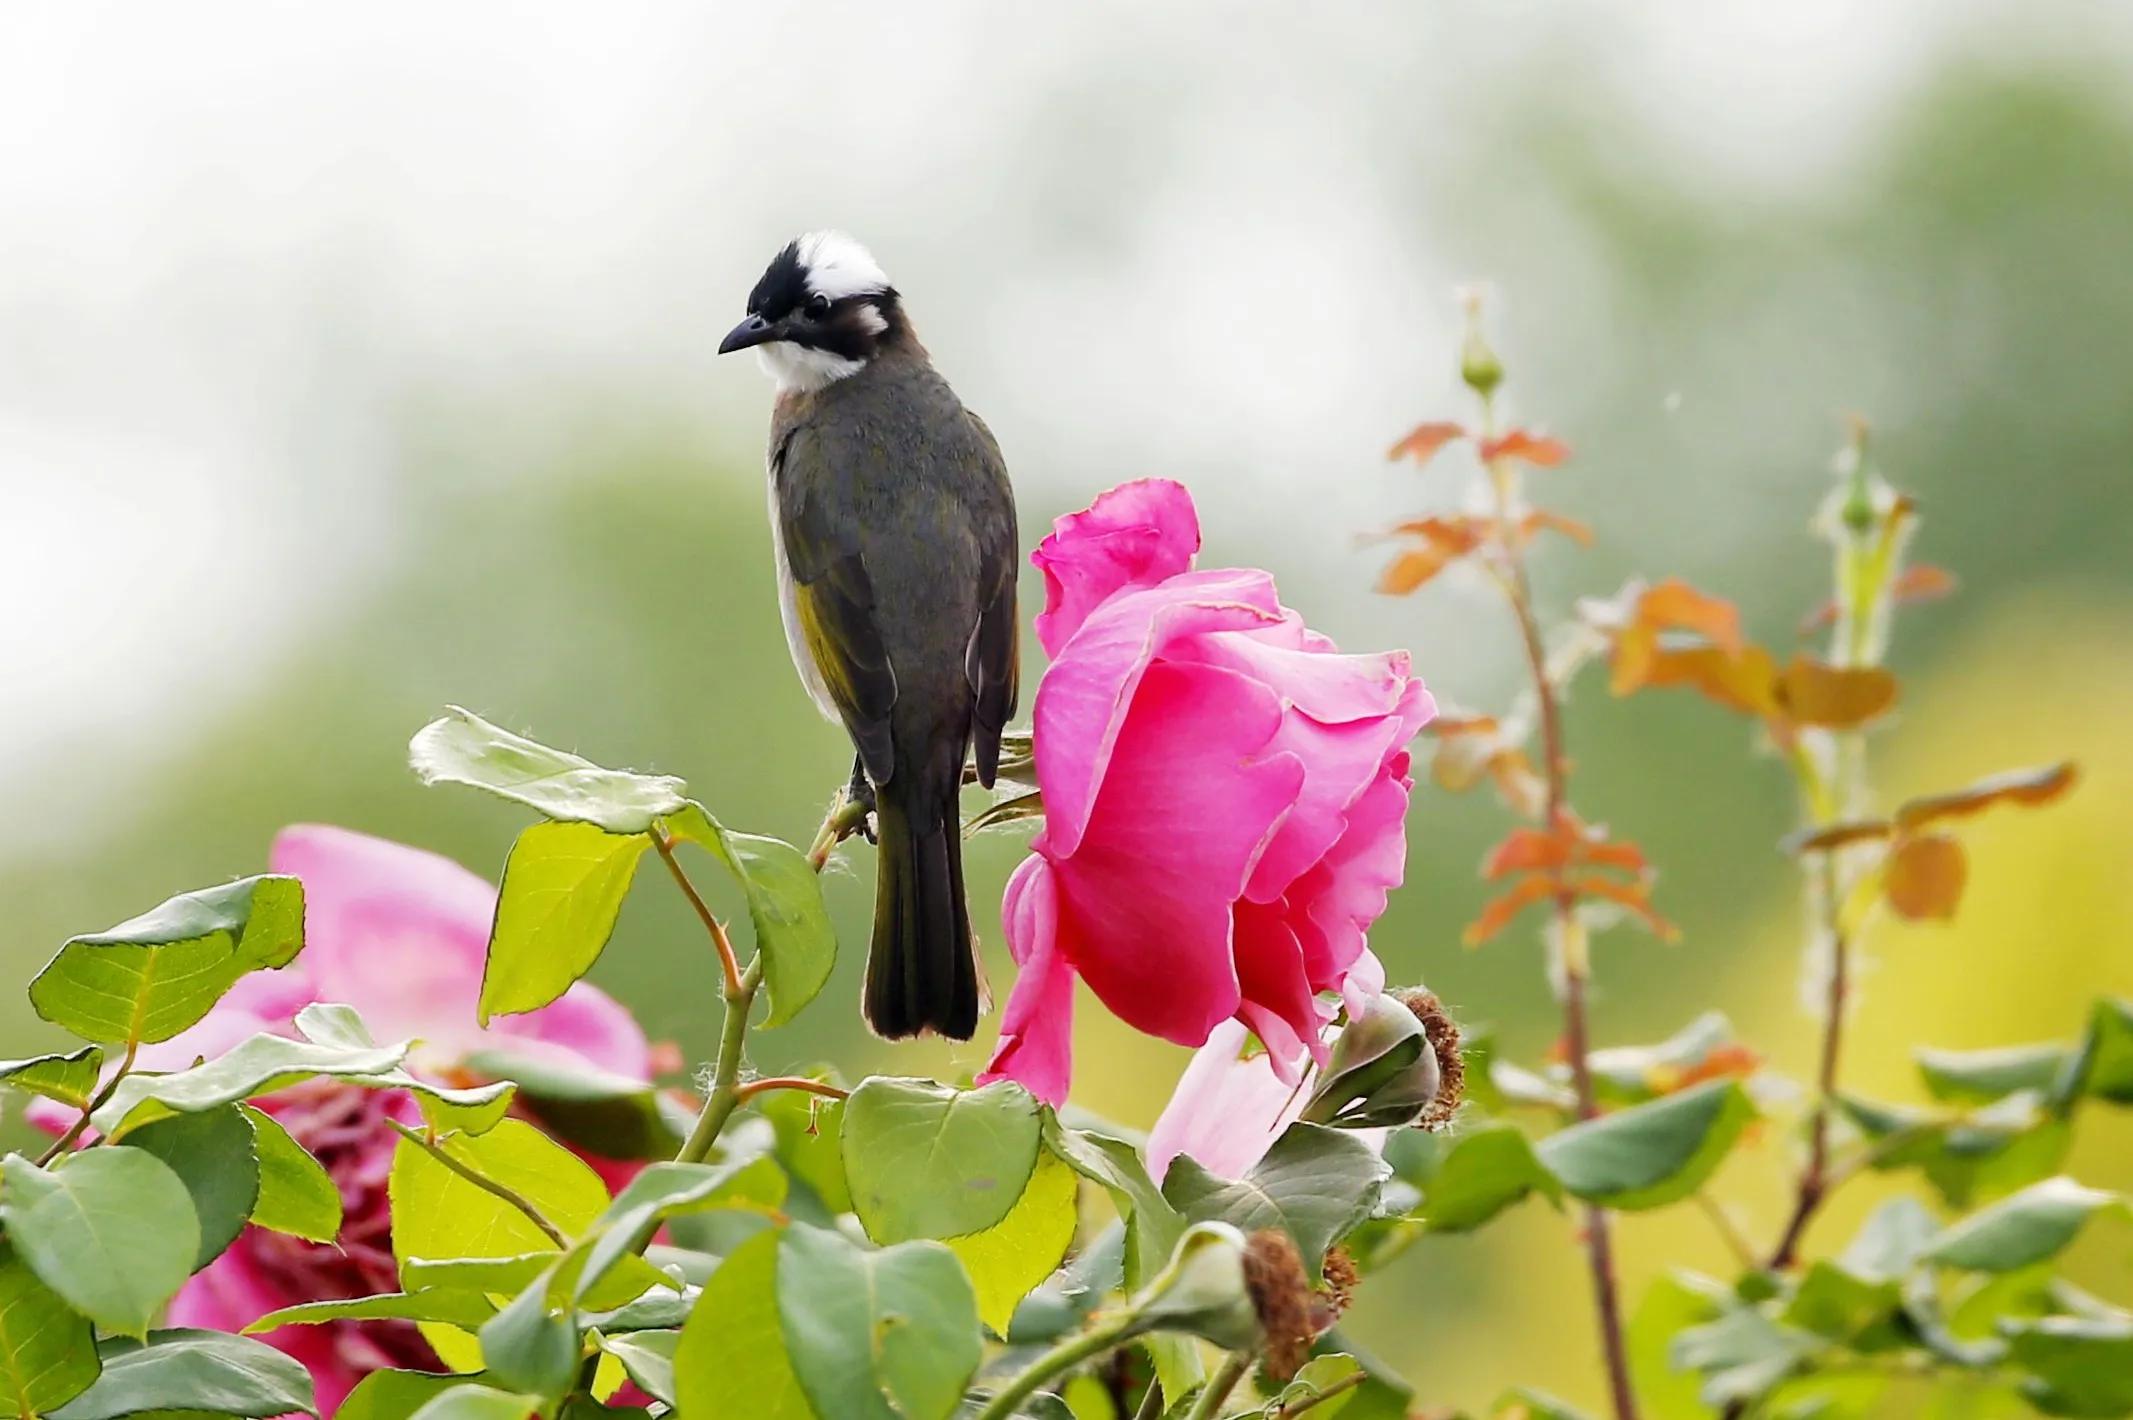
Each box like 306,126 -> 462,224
1471,354 -> 1639,1420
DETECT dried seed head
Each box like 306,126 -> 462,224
1393,987 -> 1466,1130
1244,1229 -> 1315,1383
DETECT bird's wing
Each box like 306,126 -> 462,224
963,410 -> 1020,787
775,430 -> 898,785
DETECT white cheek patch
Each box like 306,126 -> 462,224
853,302 -> 888,336
758,341 -> 865,393
797,230 -> 890,302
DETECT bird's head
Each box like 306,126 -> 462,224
719,231 -> 907,393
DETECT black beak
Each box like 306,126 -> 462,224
718,314 -> 777,355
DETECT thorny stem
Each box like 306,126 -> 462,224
387,1120 -> 568,1247
1479,393 -> 1640,1420
35,1040 -> 138,1166
733,1075 -> 850,1106
676,957 -> 763,1166
653,828 -> 743,999
1272,1370 -> 1369,1418
808,792 -> 873,871
1765,455 -> 1893,1274
968,1308 -> 1143,1420
1185,1351 -> 1255,1420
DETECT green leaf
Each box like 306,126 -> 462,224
1493,1387 -> 1597,1419
674,1229 -> 812,1420
665,804 -> 836,1027
2006,1315 -> 2133,1417
1838,1197 -> 1940,1281
122,1105 -> 261,1270
1006,1221 -> 1124,1345
2056,998 -> 2133,1107
388,1118 -> 612,1271
1780,1261 -> 1901,1344
0,1150 -> 198,1339
1670,1305 -> 1814,1409
93,1007 -> 514,1139
243,1105 -> 343,1242
339,1369 -> 492,1420
1917,1042 -> 2072,1105
1414,1124 -> 1563,1231
945,1147 -> 1078,1333
1925,1176 -> 2124,1272
1627,1272 -> 1726,1420
48,1329 -> 317,1419
1270,1354 -> 1363,1419
1040,1114 -> 1181,1287
409,706 -> 687,832
1162,1121 -> 1391,1279
480,821 -> 650,1024
463,1048 -> 683,1161
478,1273 -> 580,1398
1586,1012 -> 1745,1107
596,1331 -> 677,1406
408,1383 -> 546,1420
0,1241 -> 99,1417
560,1157 -> 783,1305
0,1045 -> 104,1111
844,1077 -> 1042,1243
1536,1081 -> 1755,1210
776,1225 -> 982,1420
247,1291 -> 500,1331
762,1084 -> 850,1214
30,876 -> 304,1046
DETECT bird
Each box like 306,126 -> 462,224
719,231 -> 1018,1041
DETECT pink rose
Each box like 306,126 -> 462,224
980,480 -> 1432,1106
39,826 -> 652,1413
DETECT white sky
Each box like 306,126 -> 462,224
2,1 -> 2122,810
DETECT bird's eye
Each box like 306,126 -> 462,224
806,294 -> 832,320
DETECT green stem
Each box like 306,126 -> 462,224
968,1310 -> 1141,1420
677,957 -> 763,1165
1273,1370 -> 1368,1419
35,1040 -> 138,1166
1185,1352 -> 1253,1420
387,1121 -> 567,1247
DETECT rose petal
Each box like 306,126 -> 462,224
1032,478 -> 1202,656
978,857 -> 1077,1106
1231,900 -> 1322,1076
1146,1021 -> 1312,1182
1049,661 -> 1303,1047
1291,759 -> 1413,993
270,826 -> 495,1053
1034,573 -> 1288,858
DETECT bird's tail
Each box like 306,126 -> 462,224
864,770 -> 981,1040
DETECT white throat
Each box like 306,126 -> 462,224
757,343 -> 866,394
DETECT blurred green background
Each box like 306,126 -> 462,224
5,4 -> 2131,1412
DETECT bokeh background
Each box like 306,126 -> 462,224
6,2 -> 2132,1411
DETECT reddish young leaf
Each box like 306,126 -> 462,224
1894,761 -> 2078,831
1638,579 -> 1745,656
1664,1042 -> 1764,1093
1519,510 -> 1595,547
1376,516 -> 1485,595
1778,658 -> 1899,729
1884,832 -> 1967,921
1378,545 -> 1457,596
1798,563 -> 1958,637
1478,429 -> 1571,467
1571,876 -> 1681,941
1387,420 -> 1467,466
1781,819 -> 1895,856
1464,875 -> 1558,947
1625,644 -> 1782,718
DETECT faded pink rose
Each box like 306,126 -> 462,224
41,826 -> 652,1414
980,480 -> 1432,1106
1145,1019 -> 1393,1183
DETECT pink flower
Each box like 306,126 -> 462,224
43,826 -> 652,1413
1147,1020 -> 1397,1184
980,480 -> 1433,1106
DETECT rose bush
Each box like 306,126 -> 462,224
33,825 -> 653,1411
981,479 -> 1434,1105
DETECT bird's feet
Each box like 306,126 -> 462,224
807,765 -> 877,869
